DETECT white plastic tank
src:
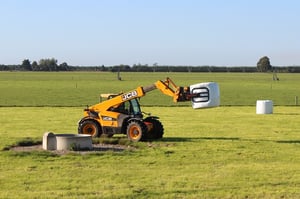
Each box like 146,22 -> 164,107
256,100 -> 273,114
190,82 -> 220,109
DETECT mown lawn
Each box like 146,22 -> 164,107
0,106 -> 299,198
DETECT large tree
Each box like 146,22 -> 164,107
257,56 -> 272,72
21,59 -> 32,71
39,58 -> 58,71
58,62 -> 69,71
31,61 -> 38,71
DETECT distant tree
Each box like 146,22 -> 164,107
119,64 -> 130,71
0,64 -> 9,71
257,56 -> 272,72
21,59 -> 32,71
152,63 -> 158,72
39,58 -> 58,71
31,61 -> 38,71
132,63 -> 150,72
58,62 -> 69,71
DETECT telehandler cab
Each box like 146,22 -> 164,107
78,78 -> 219,142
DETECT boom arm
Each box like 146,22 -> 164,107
143,77 -> 194,102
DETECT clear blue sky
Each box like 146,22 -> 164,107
1,0 -> 300,66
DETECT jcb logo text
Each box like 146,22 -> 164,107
122,90 -> 138,101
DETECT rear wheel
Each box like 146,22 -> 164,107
78,120 -> 101,137
126,120 -> 147,142
144,118 -> 164,139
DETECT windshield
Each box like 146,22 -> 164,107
109,98 -> 142,116
130,99 -> 141,115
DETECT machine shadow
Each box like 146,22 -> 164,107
161,137 -> 300,144
161,137 -> 241,142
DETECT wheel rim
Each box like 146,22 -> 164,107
128,126 -> 141,140
83,123 -> 97,136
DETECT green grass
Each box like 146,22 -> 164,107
0,106 -> 300,198
0,72 -> 299,106
0,72 -> 300,198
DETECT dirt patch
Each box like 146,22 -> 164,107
10,143 -> 131,155
11,144 -> 43,152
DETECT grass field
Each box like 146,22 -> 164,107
0,72 -> 299,106
0,72 -> 300,198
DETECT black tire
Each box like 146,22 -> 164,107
126,120 -> 148,142
78,120 -> 101,137
144,117 -> 164,139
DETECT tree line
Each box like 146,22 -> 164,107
1,57 -> 300,73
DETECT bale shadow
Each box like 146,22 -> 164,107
276,140 -> 300,144
274,113 -> 300,116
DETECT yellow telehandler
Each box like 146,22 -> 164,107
78,77 -> 219,141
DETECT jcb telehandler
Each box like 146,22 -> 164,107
78,77 -> 219,141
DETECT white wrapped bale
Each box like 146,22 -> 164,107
190,82 -> 220,109
256,100 -> 273,114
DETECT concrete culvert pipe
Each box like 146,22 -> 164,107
43,133 -> 93,151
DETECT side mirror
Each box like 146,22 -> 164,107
190,82 -> 220,109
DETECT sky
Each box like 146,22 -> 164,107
1,0 -> 300,66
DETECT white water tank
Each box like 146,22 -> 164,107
256,100 -> 273,114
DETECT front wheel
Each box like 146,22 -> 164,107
126,120 -> 147,142
78,120 -> 101,137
